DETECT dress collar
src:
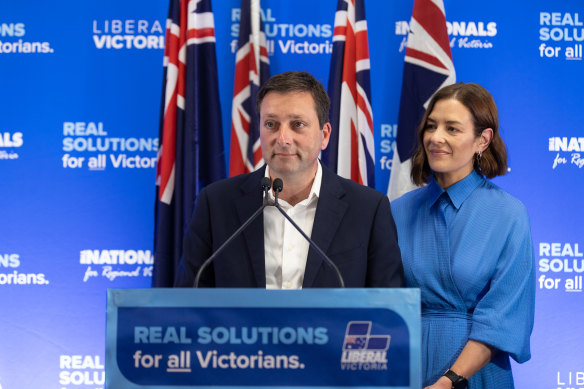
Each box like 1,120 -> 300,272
427,170 -> 484,210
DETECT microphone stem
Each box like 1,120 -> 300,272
271,202 -> 346,288
194,203 -> 267,288
195,181 -> 345,288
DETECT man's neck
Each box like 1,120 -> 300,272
270,165 -> 318,207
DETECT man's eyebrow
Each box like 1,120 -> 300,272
262,113 -> 306,120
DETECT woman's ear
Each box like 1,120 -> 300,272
478,128 -> 493,153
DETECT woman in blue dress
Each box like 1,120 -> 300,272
391,83 -> 535,389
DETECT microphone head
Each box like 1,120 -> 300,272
273,178 -> 283,193
261,177 -> 272,191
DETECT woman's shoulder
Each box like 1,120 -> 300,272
391,186 -> 427,208
480,180 -> 526,206
390,186 -> 431,223
475,179 -> 530,218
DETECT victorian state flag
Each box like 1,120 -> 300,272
153,0 -> 225,287
387,0 -> 455,200
322,0 -> 375,188
229,0 -> 270,176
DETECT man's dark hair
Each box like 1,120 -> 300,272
257,71 -> 330,128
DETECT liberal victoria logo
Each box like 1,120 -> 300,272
340,321 -> 390,371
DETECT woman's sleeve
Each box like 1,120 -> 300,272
468,204 -> 536,363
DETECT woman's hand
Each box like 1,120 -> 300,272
424,376 -> 453,389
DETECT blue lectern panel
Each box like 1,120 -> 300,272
106,288 -> 420,389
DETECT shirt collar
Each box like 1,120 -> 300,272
427,170 -> 484,210
265,161 -> 322,204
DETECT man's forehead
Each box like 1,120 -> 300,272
260,91 -> 316,118
262,112 -> 305,120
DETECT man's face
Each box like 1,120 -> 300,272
259,91 -> 330,182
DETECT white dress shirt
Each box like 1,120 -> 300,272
263,163 -> 322,289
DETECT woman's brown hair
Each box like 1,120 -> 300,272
410,82 -> 508,186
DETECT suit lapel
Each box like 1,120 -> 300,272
235,167 -> 267,287
302,166 -> 348,287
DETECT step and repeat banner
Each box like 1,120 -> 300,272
1,0 -> 582,388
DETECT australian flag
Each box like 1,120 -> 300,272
229,0 -> 270,176
323,0 -> 375,188
387,0 -> 455,200
342,321 -> 391,351
153,0 -> 225,287
343,321 -> 370,350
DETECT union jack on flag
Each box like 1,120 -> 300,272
343,336 -> 367,350
387,0 -> 455,200
323,0 -> 375,188
342,321 -> 391,351
229,0 -> 270,176
153,0 -> 225,287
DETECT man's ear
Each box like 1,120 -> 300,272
321,122 -> 332,150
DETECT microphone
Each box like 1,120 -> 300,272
194,177 -> 272,288
272,178 -> 283,205
193,176 -> 346,288
261,177 -> 271,205
270,178 -> 345,288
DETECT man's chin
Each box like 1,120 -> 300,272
267,161 -> 298,176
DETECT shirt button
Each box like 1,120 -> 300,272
283,281 -> 292,289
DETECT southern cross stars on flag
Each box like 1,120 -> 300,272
323,0 -> 375,188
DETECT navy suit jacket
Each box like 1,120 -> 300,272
175,164 -> 403,288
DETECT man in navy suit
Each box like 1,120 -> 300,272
175,71 -> 403,288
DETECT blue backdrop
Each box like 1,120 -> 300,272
1,0 -> 582,388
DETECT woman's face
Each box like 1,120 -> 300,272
423,98 -> 482,189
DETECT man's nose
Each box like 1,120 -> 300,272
277,125 -> 292,144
